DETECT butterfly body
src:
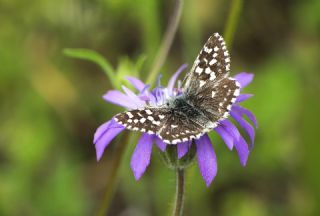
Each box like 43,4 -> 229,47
114,33 -> 240,144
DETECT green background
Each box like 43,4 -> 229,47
1,0 -> 320,215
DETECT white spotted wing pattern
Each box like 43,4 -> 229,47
115,33 -> 240,144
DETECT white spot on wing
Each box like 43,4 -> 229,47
205,68 -> 211,74
199,80 -> 206,87
209,58 -> 217,65
210,73 -> 216,80
234,89 -> 240,96
126,112 -> 133,118
146,110 -> 152,115
212,91 -> 216,98
147,116 -> 154,121
195,67 -> 203,74
172,139 -> 181,144
182,138 -> 188,142
204,46 -> 212,53
153,121 -> 160,125
140,118 -> 146,123
226,64 -> 230,71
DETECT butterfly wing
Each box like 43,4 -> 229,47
114,108 -> 166,134
183,33 -> 240,124
188,77 -> 240,123
114,107 -> 206,144
183,32 -> 231,94
157,111 -> 206,144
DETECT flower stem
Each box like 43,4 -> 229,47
223,0 -> 243,48
96,131 -> 132,216
172,168 -> 185,216
146,0 -> 184,85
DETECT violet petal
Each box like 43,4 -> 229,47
232,105 -> 258,128
220,120 -> 249,166
130,133 -> 154,180
103,90 -> 137,109
214,125 -> 234,150
231,110 -> 255,150
234,72 -> 254,88
155,137 -> 167,152
236,94 -> 253,103
195,135 -> 217,187
121,85 -> 145,108
167,64 -> 187,95
126,76 -> 146,92
177,141 -> 191,159
94,121 -> 111,144
94,119 -> 125,161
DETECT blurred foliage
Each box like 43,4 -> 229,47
0,0 -> 320,216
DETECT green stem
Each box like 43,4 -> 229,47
96,132 -> 132,216
172,169 -> 185,216
146,0 -> 184,85
223,0 -> 243,48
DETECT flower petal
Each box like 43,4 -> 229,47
121,85 -> 145,108
94,121 -> 111,144
167,64 -> 187,96
130,133 -> 154,180
177,141 -> 191,159
234,72 -> 254,88
103,90 -> 137,109
236,94 -> 253,103
214,126 -> 234,150
155,136 -> 167,152
196,135 -> 217,187
94,119 -> 125,161
220,120 -> 249,166
126,76 -> 146,92
232,105 -> 258,128
231,110 -> 255,150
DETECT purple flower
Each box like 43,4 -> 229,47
94,65 -> 257,186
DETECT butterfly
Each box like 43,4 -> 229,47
114,33 -> 240,144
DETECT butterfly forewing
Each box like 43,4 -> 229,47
184,33 -> 231,94
114,108 -> 165,134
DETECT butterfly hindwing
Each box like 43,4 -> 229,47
157,111 -> 205,144
192,77 -> 240,123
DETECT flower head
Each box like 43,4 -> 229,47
94,65 -> 257,186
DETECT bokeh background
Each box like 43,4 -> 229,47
1,0 -> 320,215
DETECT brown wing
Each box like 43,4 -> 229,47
157,111 -> 206,144
183,33 -> 231,94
